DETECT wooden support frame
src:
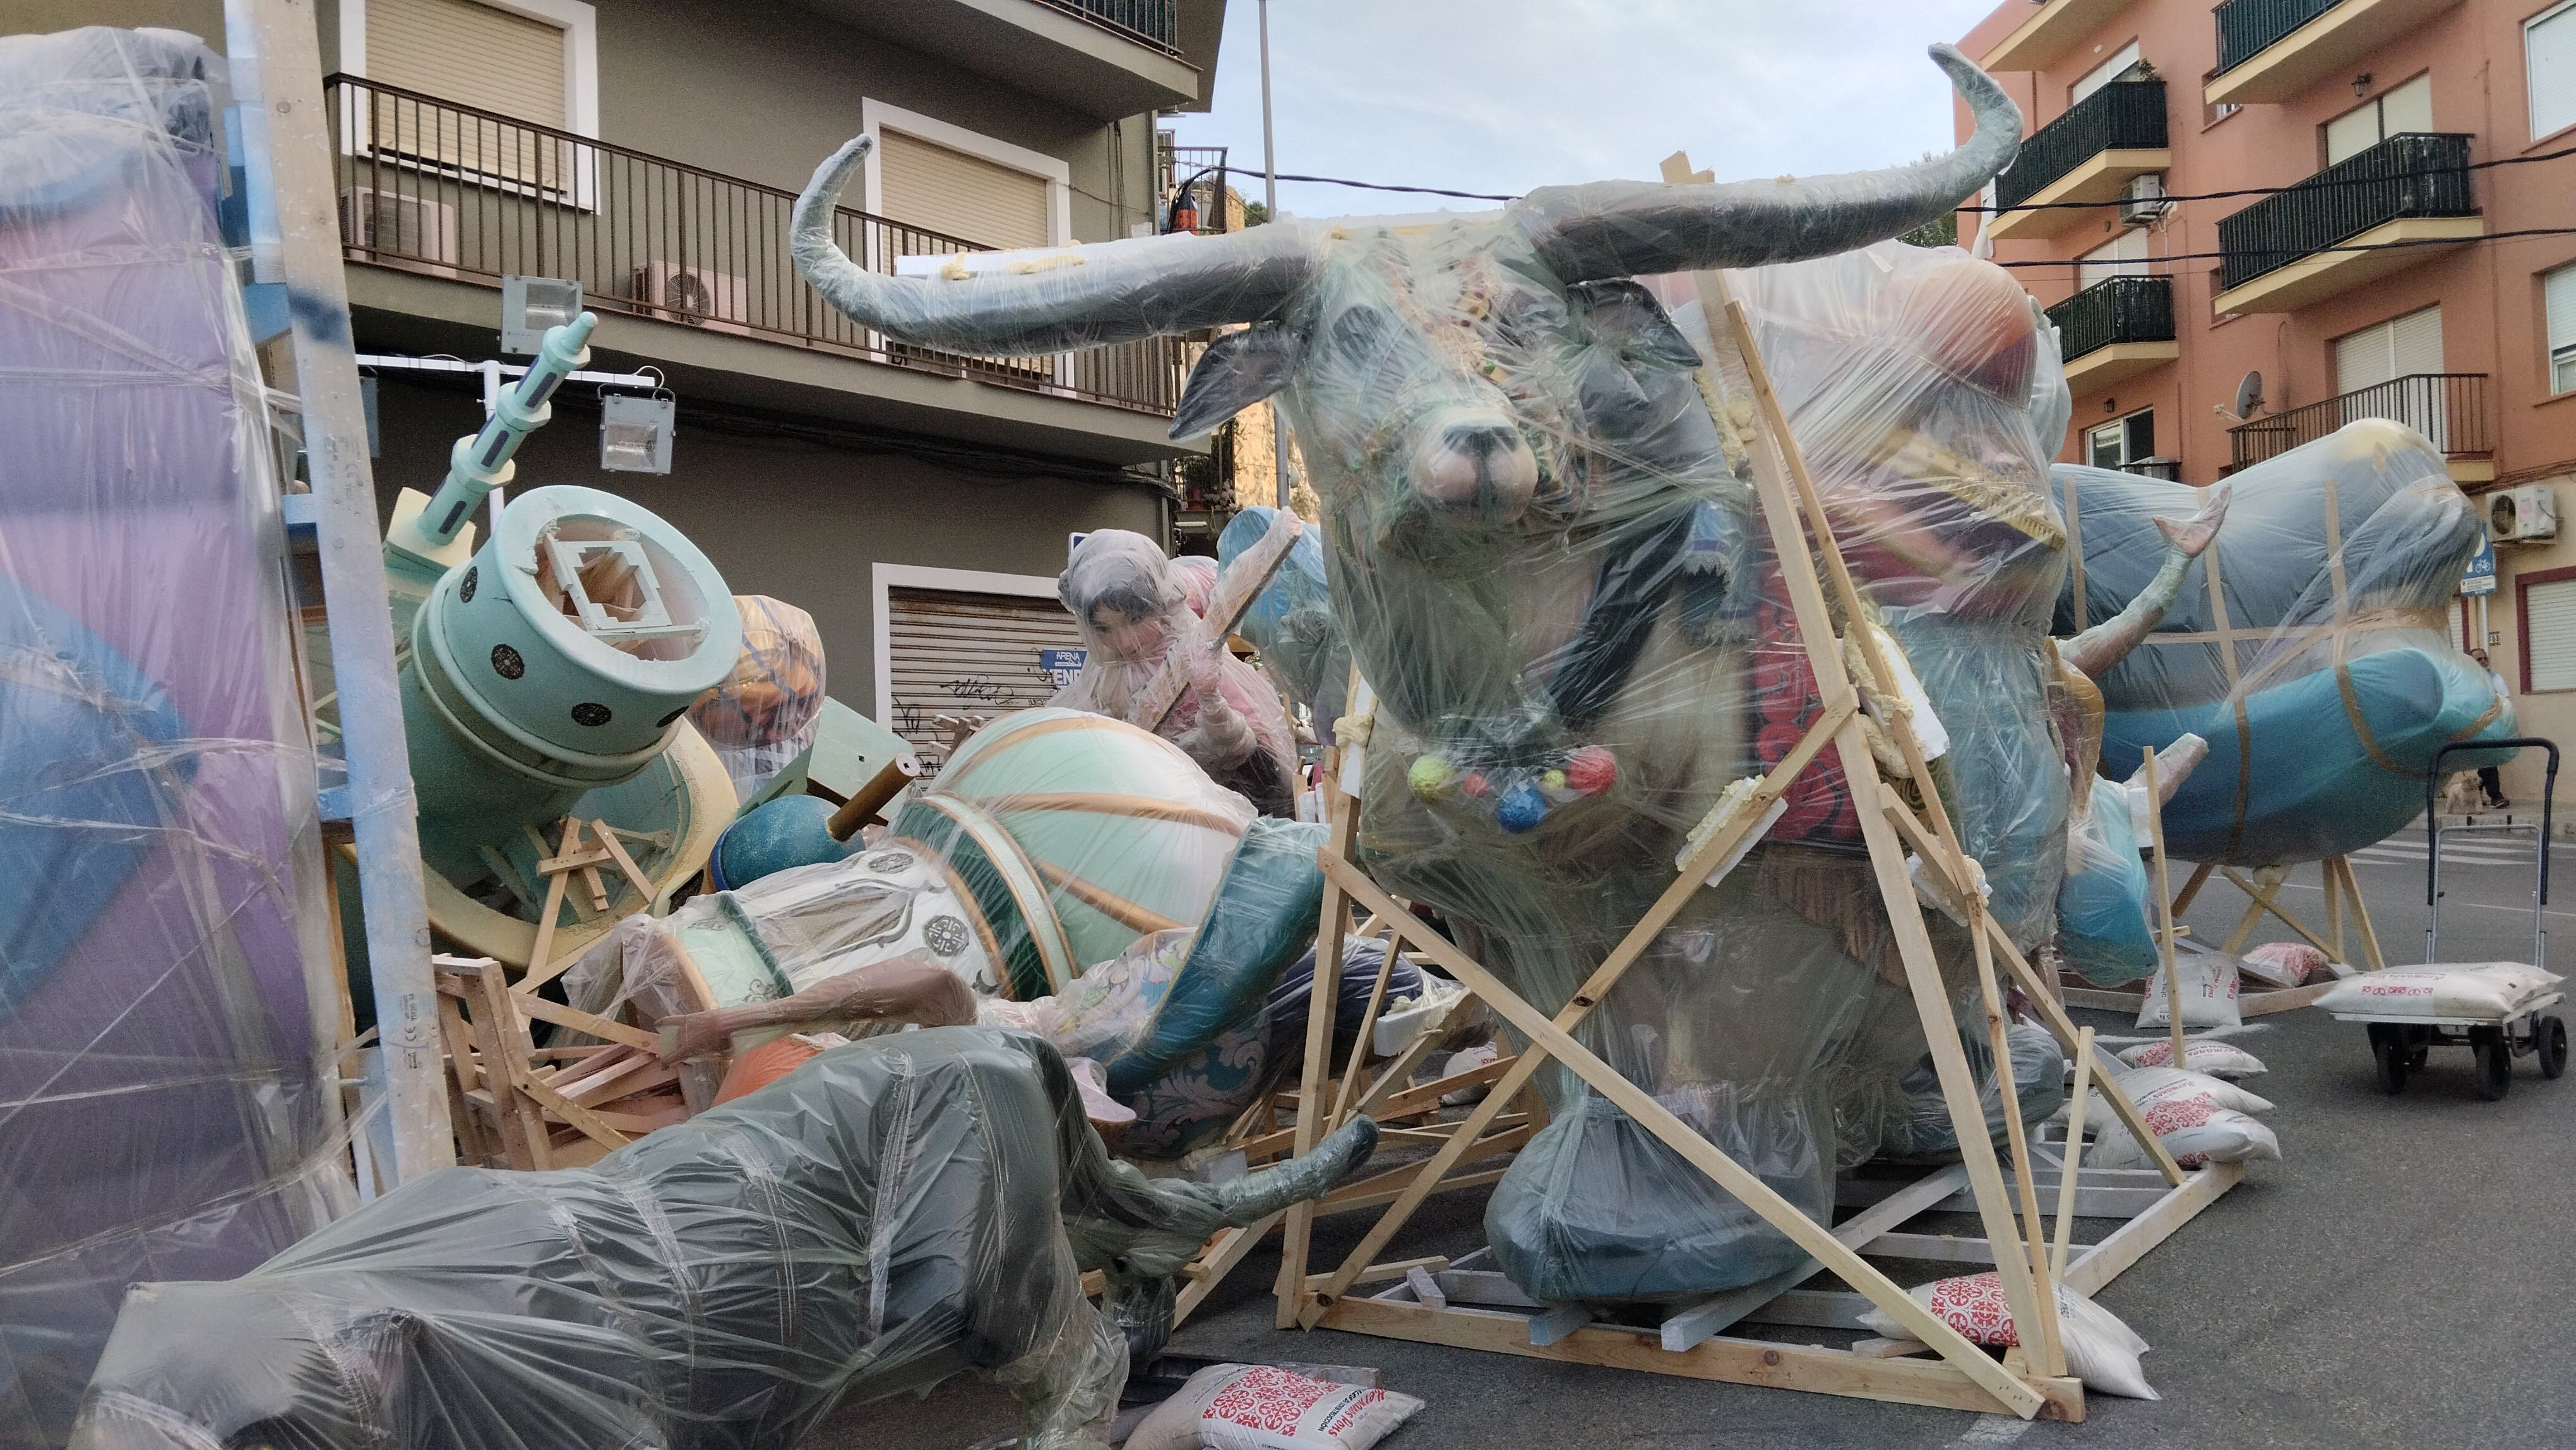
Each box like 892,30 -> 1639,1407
433,953 -> 688,1169
1255,210 -> 2241,1420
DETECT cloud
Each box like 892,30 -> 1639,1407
1166,0 -> 2003,217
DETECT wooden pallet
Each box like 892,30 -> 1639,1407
1259,181 -> 2239,1422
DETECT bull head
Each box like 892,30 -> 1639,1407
792,46 -> 2020,537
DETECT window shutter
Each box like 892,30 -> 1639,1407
2077,227 -> 2146,289
2335,321 -> 2394,394
876,129 -> 1052,252
2323,101 -> 2381,164
884,587 -> 1085,776
2390,304 -> 2444,376
2524,578 -> 2576,691
2072,41 -> 2140,104
2380,75 -> 2434,136
2531,3 -> 2576,140
366,0 -> 568,188
2546,265 -> 2576,392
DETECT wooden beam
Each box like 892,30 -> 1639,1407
2052,1026 -> 2095,1279
2145,748 -> 2188,1070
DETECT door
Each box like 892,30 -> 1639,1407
2335,305 -> 2445,446
883,585 -> 1087,777
2325,73 -> 2433,164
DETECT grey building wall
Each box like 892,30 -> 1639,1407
370,377 -> 1158,717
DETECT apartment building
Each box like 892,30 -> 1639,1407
1959,0 -> 2576,805
28,0 -> 1225,746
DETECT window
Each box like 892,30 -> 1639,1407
2548,263 -> 2576,393
2072,42 -> 2144,104
2089,410 -> 2154,468
342,0 -> 597,192
2324,73 -> 2432,164
2531,0 -> 2576,140
2335,305 -> 2443,393
2078,228 -> 2148,290
2522,574 -> 2576,691
860,101 -> 1069,254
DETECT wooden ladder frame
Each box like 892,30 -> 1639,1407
1262,179 -> 2238,1420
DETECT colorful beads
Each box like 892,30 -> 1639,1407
1564,745 -> 1618,796
1407,753 -> 1458,800
1496,780 -> 1548,833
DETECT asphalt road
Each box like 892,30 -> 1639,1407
814,833 -> 2576,1450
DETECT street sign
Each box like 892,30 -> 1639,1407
2461,531 -> 2497,596
1038,647 -> 1088,688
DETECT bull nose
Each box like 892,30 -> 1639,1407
1414,422 -> 1539,520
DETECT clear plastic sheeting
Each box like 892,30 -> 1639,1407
1051,530 -> 1299,817
2054,421 -> 2515,865
782,44 -> 2066,1303
1219,505 -> 1352,744
71,1029 -> 1380,1450
686,594 -> 826,803
1,28 -> 343,1444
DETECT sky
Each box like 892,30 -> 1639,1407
1160,0 -> 2007,219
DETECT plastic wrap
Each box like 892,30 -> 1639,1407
71,1028 -> 1380,1450
1220,505 -> 1352,743
686,594 -> 826,803
2058,774 -> 2157,982
783,47 -> 2063,1302
1,28 -> 347,1443
1051,530 -> 1300,816
2054,422 -> 2515,865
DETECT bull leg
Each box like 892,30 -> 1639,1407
994,1289 -> 1126,1450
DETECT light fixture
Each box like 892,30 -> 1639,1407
599,393 -> 676,474
2353,72 -> 2373,97
501,275 -> 583,356
2104,397 -> 2118,414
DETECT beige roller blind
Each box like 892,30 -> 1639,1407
885,587 -> 1085,776
2336,305 -> 2443,393
877,129 -> 1052,252
2524,578 -> 2576,691
366,0 -> 569,187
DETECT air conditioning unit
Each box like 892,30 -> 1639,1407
2118,173 -> 2173,227
2490,484 -> 2558,543
634,261 -> 749,327
338,188 -> 458,264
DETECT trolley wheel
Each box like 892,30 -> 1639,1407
2471,1026 -> 2513,1101
2370,1024 -> 2411,1094
2541,1017 -> 2569,1081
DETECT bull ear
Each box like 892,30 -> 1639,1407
1568,280 -> 1703,369
1171,326 -> 1303,440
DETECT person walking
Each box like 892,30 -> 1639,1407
2472,649 -> 2511,808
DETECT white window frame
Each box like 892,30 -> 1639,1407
2529,0 -> 2576,141
335,0 -> 600,209
2089,407 -> 2155,468
869,563 -> 1066,728
2546,261 -> 2576,394
857,99 -> 1073,249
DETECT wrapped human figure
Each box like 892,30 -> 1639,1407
1051,530 -> 1299,816
789,47 -> 2075,1302
71,1029 -> 1379,1450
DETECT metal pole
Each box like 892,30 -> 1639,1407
229,0 -> 455,1182
1259,0 -> 1285,508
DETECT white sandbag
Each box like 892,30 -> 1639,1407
2239,941 -> 2328,989
1128,1364 -> 1426,1450
2315,962 -> 2565,1022
2136,952 -> 2241,1029
2111,1065 -> 2274,1114
2114,1037 -> 2267,1079
1857,1272 -> 2158,1401
2090,1103 -> 2277,1170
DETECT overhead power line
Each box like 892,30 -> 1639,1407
1960,140 -> 2576,212
1986,224 -> 2576,270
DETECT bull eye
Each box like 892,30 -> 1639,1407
1327,306 -> 1392,361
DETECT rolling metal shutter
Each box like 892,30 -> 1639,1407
2524,578 -> 2576,692
877,129 -> 1051,251
885,587 -> 1085,775
367,0 -> 568,186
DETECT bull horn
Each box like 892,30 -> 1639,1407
1516,44 -> 2024,282
790,136 -> 1318,355
1212,1116 -> 1378,1225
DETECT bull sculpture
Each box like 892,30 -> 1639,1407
71,1029 -> 1377,1450
787,46 -> 2081,1302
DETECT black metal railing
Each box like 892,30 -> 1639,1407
322,76 -> 1186,418
2227,373 -> 2493,467
2046,274 -> 2175,362
2215,132 -> 2476,291
2118,458 -> 2183,481
2215,0 -> 2342,74
1995,80 -> 2168,212
1157,139 -> 1235,233
1033,0 -> 1179,53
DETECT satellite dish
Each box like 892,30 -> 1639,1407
2234,371 -> 2266,419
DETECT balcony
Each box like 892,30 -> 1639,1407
2212,132 -> 2482,314
1157,139 -> 1240,233
2046,275 -> 2178,392
323,78 -> 1186,452
2226,373 -> 2493,478
1980,0 -> 2142,73
1988,80 -> 2170,241
2207,0 -> 2469,106
781,0 -> 1198,119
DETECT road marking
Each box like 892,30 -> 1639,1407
1945,1416 -> 2034,1447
